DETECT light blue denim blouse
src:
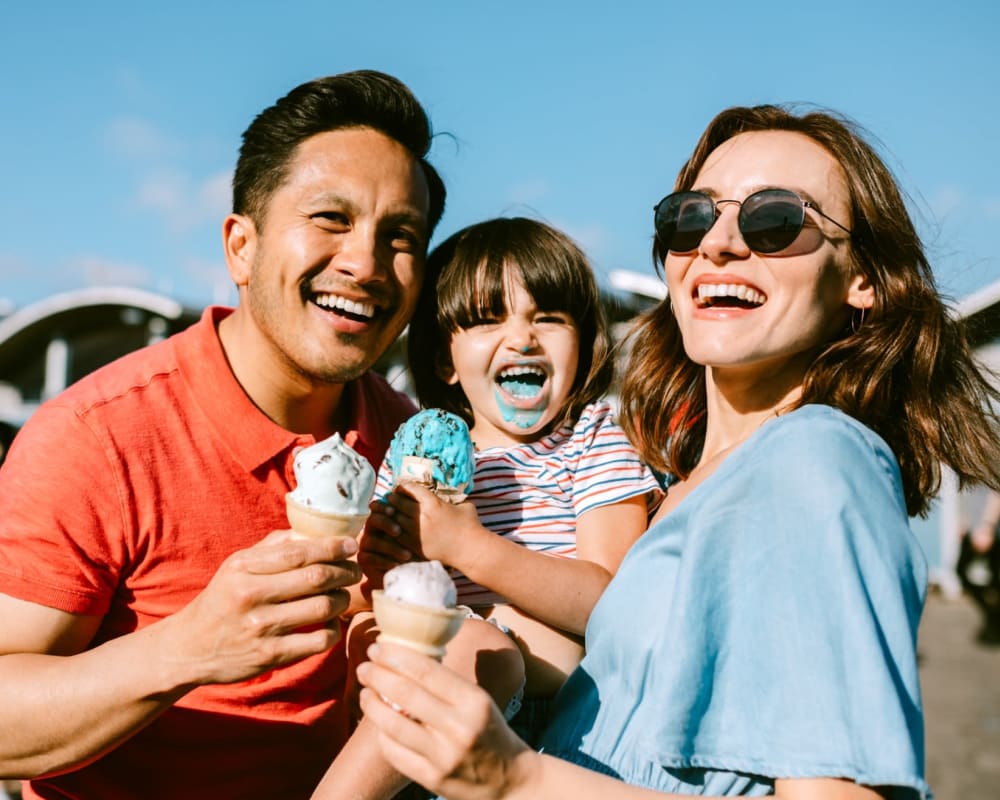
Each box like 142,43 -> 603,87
540,405 -> 931,798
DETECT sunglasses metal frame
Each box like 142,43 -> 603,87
653,188 -> 852,254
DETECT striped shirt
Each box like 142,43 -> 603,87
376,401 -> 662,606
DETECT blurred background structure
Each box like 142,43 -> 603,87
2,276 -> 998,590
1,279 -> 998,799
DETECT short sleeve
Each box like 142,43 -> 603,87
0,401 -> 128,614
646,408 -> 928,795
564,402 -> 663,518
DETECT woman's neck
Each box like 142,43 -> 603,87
699,363 -> 806,463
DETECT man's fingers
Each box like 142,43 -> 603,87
230,534 -> 359,576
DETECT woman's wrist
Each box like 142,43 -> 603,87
503,747 -> 548,800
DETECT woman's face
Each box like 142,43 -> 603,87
664,130 -> 872,386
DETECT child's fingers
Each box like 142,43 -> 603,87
358,533 -> 413,570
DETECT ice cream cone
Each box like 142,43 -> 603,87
285,494 -> 369,540
397,456 -> 470,504
371,590 -> 465,659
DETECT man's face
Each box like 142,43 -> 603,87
228,127 -> 431,386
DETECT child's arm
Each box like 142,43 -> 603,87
384,483 -> 649,635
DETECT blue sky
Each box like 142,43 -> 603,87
2,1 -> 997,313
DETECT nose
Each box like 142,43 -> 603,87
698,201 -> 751,263
506,318 -> 538,354
334,228 -> 384,284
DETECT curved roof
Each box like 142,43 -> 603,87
0,286 -> 187,346
0,288 -> 201,424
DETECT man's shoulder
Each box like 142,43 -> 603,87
55,334 -> 184,417
54,312 -> 217,419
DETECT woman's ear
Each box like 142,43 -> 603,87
846,272 -> 875,311
223,214 -> 257,286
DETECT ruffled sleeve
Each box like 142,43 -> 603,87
646,406 -> 928,792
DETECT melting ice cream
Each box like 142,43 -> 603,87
383,560 -> 458,609
387,409 -> 474,501
288,432 -> 375,516
374,561 -> 464,658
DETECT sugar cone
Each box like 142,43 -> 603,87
371,590 -> 465,660
396,456 -> 469,504
285,494 -> 368,540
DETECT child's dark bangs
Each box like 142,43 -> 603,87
516,244 -> 592,320
439,251 -> 511,330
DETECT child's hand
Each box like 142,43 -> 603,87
357,499 -> 422,589
387,481 -> 485,568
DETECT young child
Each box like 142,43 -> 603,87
314,217 -> 662,800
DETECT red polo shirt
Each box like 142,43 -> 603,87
0,306 -> 416,799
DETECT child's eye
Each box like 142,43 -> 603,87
466,315 -> 502,328
537,312 -> 573,325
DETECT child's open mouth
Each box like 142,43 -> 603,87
495,364 -> 548,403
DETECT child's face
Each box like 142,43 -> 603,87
445,277 -> 580,448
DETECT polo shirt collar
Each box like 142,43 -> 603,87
177,306 -> 307,472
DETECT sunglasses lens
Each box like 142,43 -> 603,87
655,192 -> 714,252
739,190 -> 805,253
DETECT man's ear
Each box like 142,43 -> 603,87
846,272 -> 875,311
223,214 -> 256,287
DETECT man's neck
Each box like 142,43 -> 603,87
217,309 -> 347,440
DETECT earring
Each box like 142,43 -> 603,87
851,307 -> 867,334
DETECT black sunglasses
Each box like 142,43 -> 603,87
653,188 -> 851,255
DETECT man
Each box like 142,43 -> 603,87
0,70 -> 445,799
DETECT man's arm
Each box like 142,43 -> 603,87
0,531 -> 359,779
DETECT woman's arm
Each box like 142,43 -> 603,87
357,644 -> 888,800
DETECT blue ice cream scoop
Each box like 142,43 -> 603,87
388,409 -> 475,500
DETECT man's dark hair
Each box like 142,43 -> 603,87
232,70 -> 445,232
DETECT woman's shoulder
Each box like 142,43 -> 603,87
755,403 -> 896,471
731,404 -> 907,518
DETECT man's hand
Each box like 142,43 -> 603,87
162,530 -> 360,687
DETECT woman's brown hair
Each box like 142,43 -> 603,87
407,216 -> 613,432
620,104 -> 1000,516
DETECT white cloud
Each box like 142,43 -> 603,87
105,116 -> 178,161
181,255 -> 236,307
557,221 -> 608,255
73,256 -> 153,289
136,168 -> 232,232
929,184 -> 964,220
506,179 -> 550,206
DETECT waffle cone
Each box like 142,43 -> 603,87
372,590 -> 465,659
285,494 -> 368,540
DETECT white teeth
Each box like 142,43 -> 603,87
314,293 -> 376,319
498,365 -> 546,379
695,283 -> 766,306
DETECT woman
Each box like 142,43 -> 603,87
348,105 -> 1000,799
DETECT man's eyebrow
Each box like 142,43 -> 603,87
383,209 -> 428,229
304,192 -> 358,212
